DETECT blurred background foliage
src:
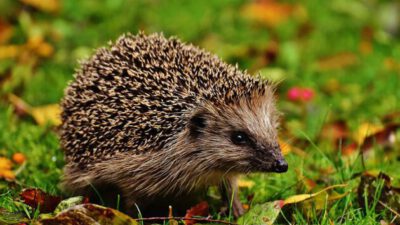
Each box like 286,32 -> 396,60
0,0 -> 400,223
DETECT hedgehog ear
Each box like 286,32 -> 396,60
189,113 -> 207,137
190,114 -> 206,128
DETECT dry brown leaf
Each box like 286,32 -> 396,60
317,52 -> 358,71
20,0 -> 60,13
320,120 -> 350,148
0,19 -> 13,44
184,201 -> 209,225
8,94 -> 31,116
343,123 -> 399,156
242,0 -> 294,27
20,188 -> 62,213
35,204 -> 140,225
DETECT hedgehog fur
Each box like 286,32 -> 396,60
60,33 -> 287,217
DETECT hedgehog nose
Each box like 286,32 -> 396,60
274,159 -> 288,173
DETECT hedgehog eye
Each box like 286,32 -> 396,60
230,131 -> 250,146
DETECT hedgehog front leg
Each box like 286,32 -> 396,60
219,177 -> 245,218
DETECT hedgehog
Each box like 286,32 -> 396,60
60,33 -> 288,217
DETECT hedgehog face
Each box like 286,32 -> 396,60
188,93 -> 288,174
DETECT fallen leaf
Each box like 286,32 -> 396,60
242,0 -> 294,27
184,201 -> 209,225
303,178 -> 317,191
238,184 -> 347,224
320,120 -> 350,148
0,157 -> 15,180
383,112 -> 400,123
316,52 -> 358,71
279,138 -> 307,157
238,179 -> 255,189
0,45 -> 20,59
301,191 -> 349,215
342,123 -> 399,156
9,94 -> 61,126
283,184 -> 347,205
20,188 -> 62,213
237,200 -> 282,225
0,170 -> 15,180
353,123 -> 384,145
54,196 -> 86,214
20,0 -> 59,13
0,157 -> 13,170
0,19 -> 13,44
31,104 -> 61,126
359,123 -> 399,152
35,204 -> 139,225
7,94 -> 31,116
26,36 -> 54,58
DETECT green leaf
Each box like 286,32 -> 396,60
237,201 -> 282,225
35,203 -> 139,225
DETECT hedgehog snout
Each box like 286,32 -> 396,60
271,145 -> 288,173
273,158 -> 288,173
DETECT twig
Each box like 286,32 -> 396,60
134,216 -> 238,225
378,200 -> 400,218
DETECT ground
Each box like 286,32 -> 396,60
0,0 -> 399,224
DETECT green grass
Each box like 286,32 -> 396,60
0,0 -> 400,224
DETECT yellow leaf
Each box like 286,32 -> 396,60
283,184 -> 347,205
0,45 -> 20,59
36,42 -> 54,57
26,36 -> 54,58
8,94 -> 61,127
279,138 -> 307,157
0,157 -> 13,170
0,170 -> 15,180
20,0 -> 59,13
31,104 -> 61,126
353,123 -> 383,145
238,179 -> 255,188
302,191 -> 349,212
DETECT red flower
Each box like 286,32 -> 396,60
287,87 -> 315,102
287,87 -> 302,101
